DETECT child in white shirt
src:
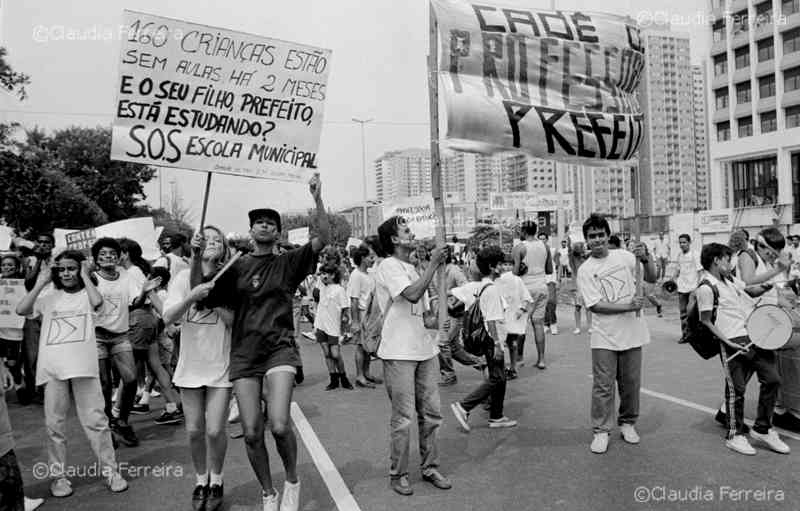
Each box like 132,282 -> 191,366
314,264 -> 352,390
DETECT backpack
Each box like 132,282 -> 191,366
361,289 -> 384,356
682,279 -> 721,360
461,284 -> 495,356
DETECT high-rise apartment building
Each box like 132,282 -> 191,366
707,0 -> 800,228
638,25 -> 700,215
693,64 -> 712,210
569,165 -> 635,221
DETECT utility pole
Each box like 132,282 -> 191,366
352,117 -> 373,238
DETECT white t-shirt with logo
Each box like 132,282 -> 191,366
313,283 -> 350,337
374,257 -> 438,361
696,272 -> 751,341
347,269 -> 375,312
34,289 -> 99,385
577,250 -> 651,351
164,270 -> 231,388
94,267 -> 142,333
676,250 -> 702,293
496,272 -> 532,335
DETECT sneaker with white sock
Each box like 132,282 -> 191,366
573,328 -> 581,335
590,432 -> 609,453
550,325 -> 559,335
620,424 -> 640,444
726,434 -> 756,455
279,480 -> 300,511
450,402 -> 470,432
50,478 -> 72,498
750,428 -> 790,454
262,489 -> 279,511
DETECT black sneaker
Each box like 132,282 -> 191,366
774,412 -> 800,432
294,366 -> 305,385
154,409 -> 184,425
206,484 -> 224,511
191,484 -> 208,511
130,403 -> 150,415
112,422 -> 139,447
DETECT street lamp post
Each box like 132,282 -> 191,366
352,117 -> 373,238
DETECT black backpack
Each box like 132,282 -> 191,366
461,284 -> 494,356
682,279 -> 721,359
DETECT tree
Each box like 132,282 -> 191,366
0,47 -> 30,100
0,151 -> 107,233
466,224 -> 517,252
283,210 -> 352,245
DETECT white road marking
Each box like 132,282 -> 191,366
641,387 -> 800,442
291,401 -> 363,511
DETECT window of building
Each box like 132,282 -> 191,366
758,37 -> 775,62
761,110 -> 777,132
788,105 -> 800,128
717,121 -> 731,141
736,81 -> 752,103
713,19 -> 726,42
759,74 -> 776,98
786,66 -> 800,92
735,46 -> 750,69
784,0 -> 800,16
738,116 -> 753,137
714,54 -> 728,76
785,28 -> 800,55
756,0 -> 773,20
732,156 -> 778,207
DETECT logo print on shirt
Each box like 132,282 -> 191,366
594,264 -> 633,304
98,295 -> 121,319
251,276 -> 261,289
46,313 -> 87,345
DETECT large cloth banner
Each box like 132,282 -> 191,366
433,0 -> 644,164
111,11 -> 332,182
63,218 -> 162,261
383,195 -> 437,240
0,279 -> 25,329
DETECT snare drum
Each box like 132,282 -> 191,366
745,304 -> 800,351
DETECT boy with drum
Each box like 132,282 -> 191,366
697,243 -> 789,456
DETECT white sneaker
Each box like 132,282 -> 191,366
262,489 -> 279,511
726,434 -> 756,455
151,389 -> 161,398
106,471 -> 128,493
279,480 -> 300,511
750,428 -> 790,454
572,328 -> 581,335
450,402 -> 470,432
488,416 -> 518,428
50,478 -> 73,498
24,497 -> 44,511
590,432 -> 609,453
550,325 -> 559,335
111,406 -> 120,419
620,424 -> 640,444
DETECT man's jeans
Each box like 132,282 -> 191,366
591,347 -> 642,433
383,357 -> 442,478
461,351 -> 507,420
678,292 -> 690,337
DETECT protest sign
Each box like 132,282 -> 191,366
54,228 -> 78,250
432,0 -> 644,164
63,218 -> 161,261
489,192 -> 573,211
0,279 -> 25,329
0,226 -> 13,251
288,227 -> 310,246
383,195 -> 437,240
111,11 -> 332,183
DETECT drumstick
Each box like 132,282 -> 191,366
211,250 -> 243,284
726,341 -> 754,363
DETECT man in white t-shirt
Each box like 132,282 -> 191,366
558,240 -> 570,279
696,242 -> 789,456
652,232 -> 670,280
374,216 -> 451,496
577,214 -> 657,454
450,246 -> 518,432
673,234 -> 702,342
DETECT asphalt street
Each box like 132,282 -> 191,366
8,299 -> 799,511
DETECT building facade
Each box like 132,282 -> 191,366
707,0 -> 800,230
693,64 -> 712,210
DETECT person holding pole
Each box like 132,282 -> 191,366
190,173 -> 329,511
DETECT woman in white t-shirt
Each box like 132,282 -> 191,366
163,226 -> 233,511
373,216 -> 451,496
16,250 -> 128,497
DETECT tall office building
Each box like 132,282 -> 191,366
372,149 -> 431,202
707,0 -> 800,228
638,25 -> 700,215
569,165 -> 635,221
693,64 -> 712,210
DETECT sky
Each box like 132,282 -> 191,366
0,0 -> 711,234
